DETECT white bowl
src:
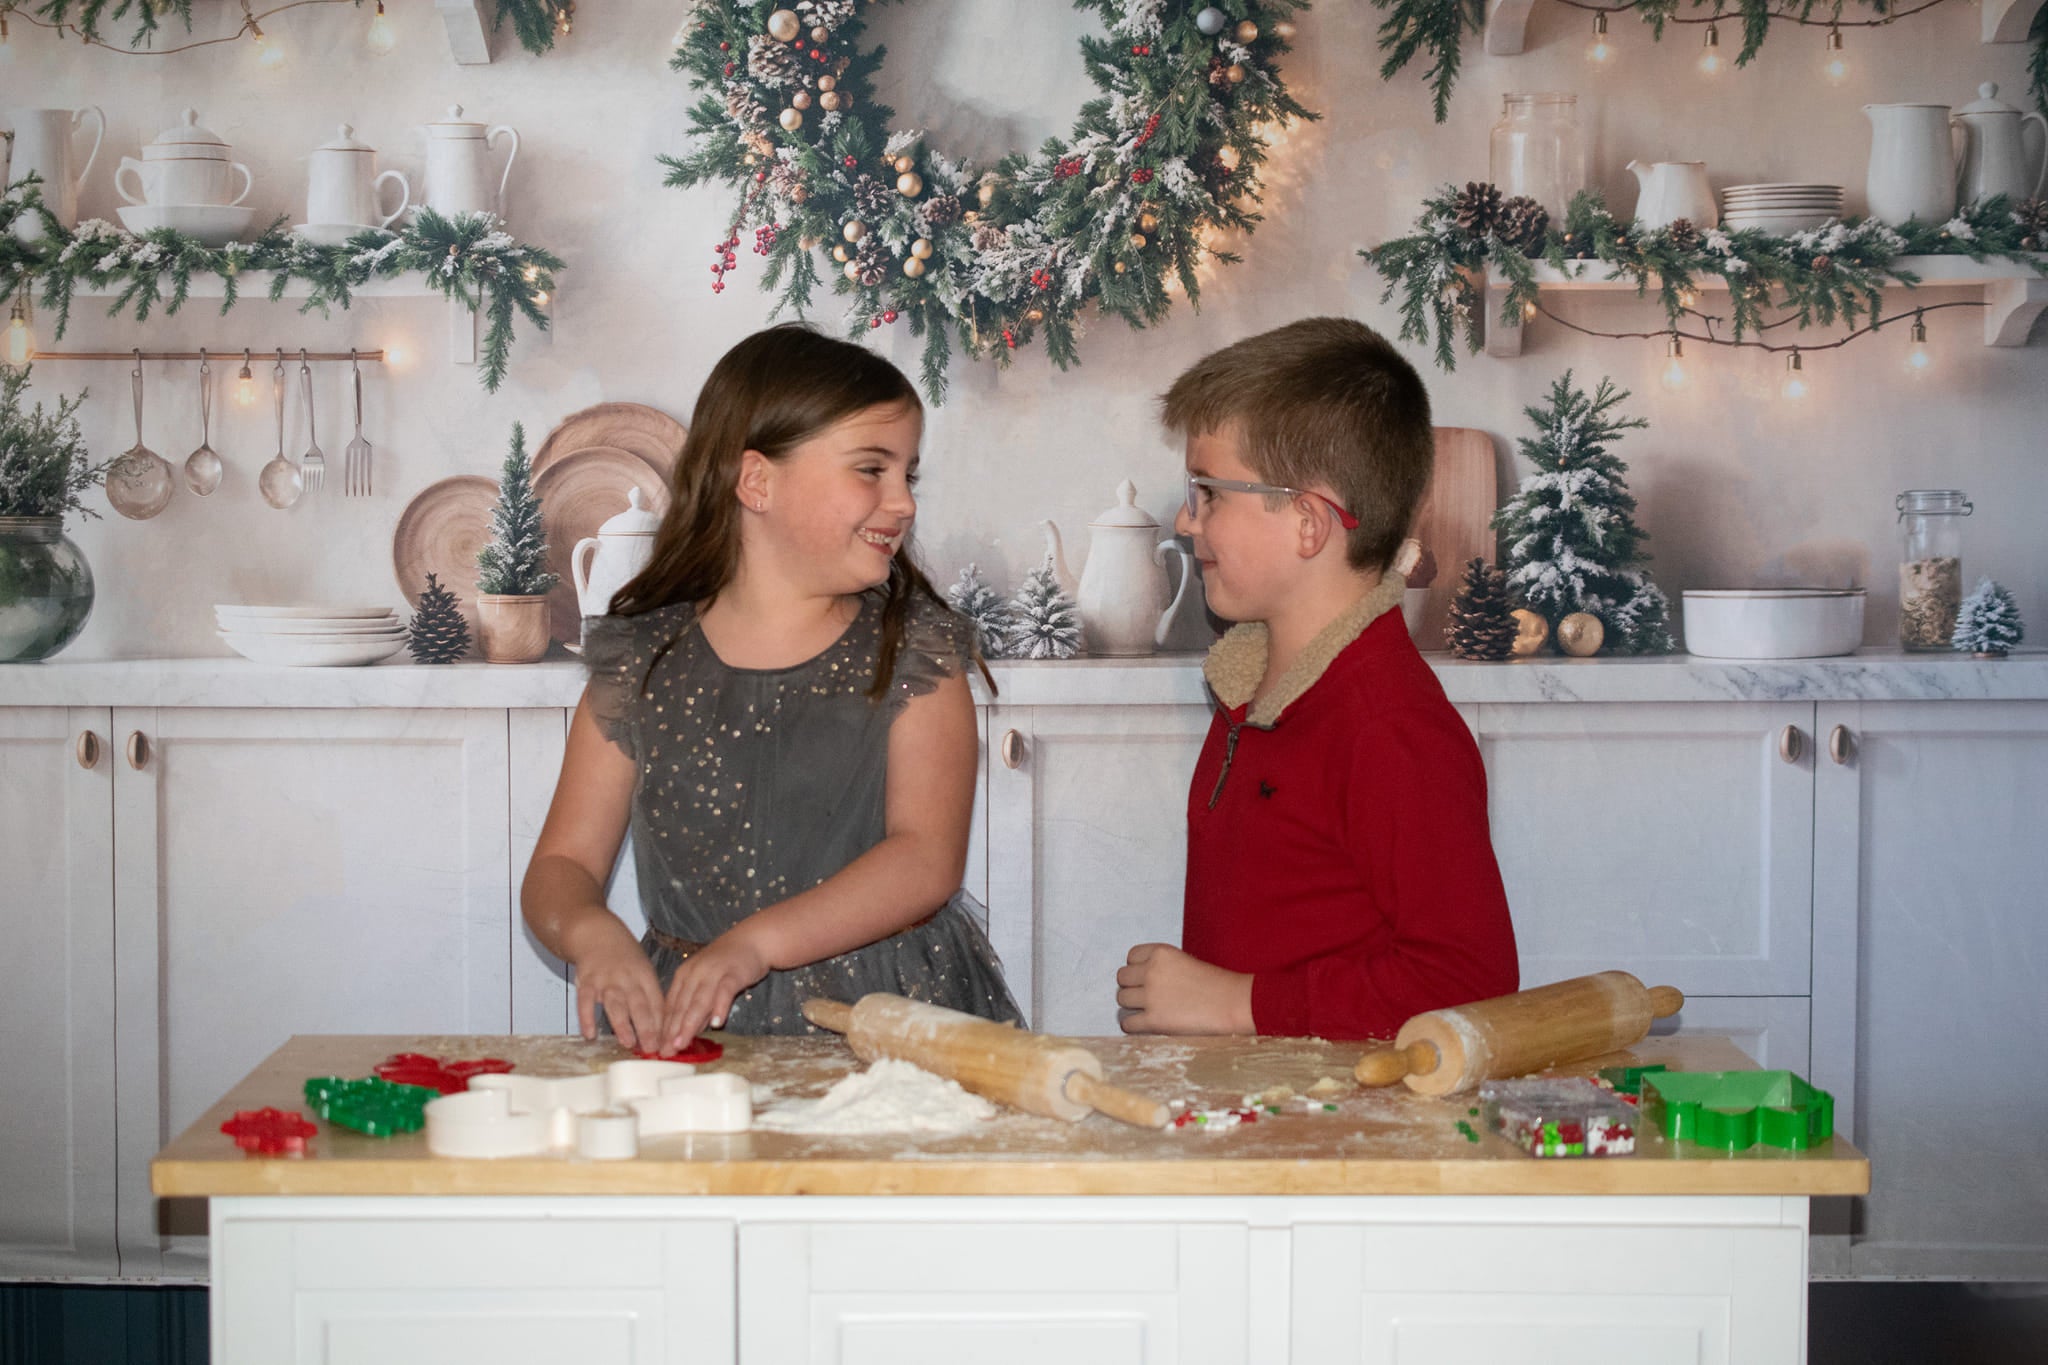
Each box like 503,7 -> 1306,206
1682,589 -> 1866,660
114,203 -> 258,246
217,630 -> 406,667
216,603 -> 396,620
216,615 -> 399,635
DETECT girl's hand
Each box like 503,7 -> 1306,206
575,938 -> 666,1053
657,925 -> 772,1054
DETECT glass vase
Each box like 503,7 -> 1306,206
1896,489 -> 1971,651
0,517 -> 96,662
1490,93 -> 1587,222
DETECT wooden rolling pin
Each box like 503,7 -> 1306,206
1352,971 -> 1685,1096
801,994 -> 1171,1129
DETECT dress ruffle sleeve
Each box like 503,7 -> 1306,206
883,592 -> 976,718
580,604 -> 695,756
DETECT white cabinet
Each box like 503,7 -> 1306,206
1809,700 -> 2048,1280
0,706 -> 119,1279
110,707 -> 515,1277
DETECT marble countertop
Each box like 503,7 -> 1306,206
3,648 -> 2044,709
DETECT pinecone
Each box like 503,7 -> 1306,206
796,0 -> 855,31
853,235 -> 888,287
1452,181 -> 1503,237
919,193 -> 962,230
1497,195 -> 1550,254
1445,558 -> 1517,661
971,221 -> 1009,252
746,34 -> 803,87
1664,217 -> 1701,252
723,85 -> 770,135
851,172 -> 894,219
2016,198 -> 2048,251
1811,253 -> 1833,275
406,574 -> 472,665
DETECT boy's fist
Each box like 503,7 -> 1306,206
1116,943 -> 1256,1035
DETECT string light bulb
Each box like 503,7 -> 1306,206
1906,311 -> 1932,374
1660,333 -> 1687,390
235,349 -> 257,406
0,12 -> 14,67
251,21 -> 284,67
1698,21 -> 1723,75
4,294 -> 34,369
555,1 -> 573,37
366,1 -> 396,54
1780,349 -> 1809,400
1586,12 -> 1613,65
1823,26 -> 1848,86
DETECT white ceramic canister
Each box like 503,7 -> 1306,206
116,109 -> 253,208
305,123 -> 410,231
6,106 -> 105,238
571,488 -> 661,620
423,104 -> 519,219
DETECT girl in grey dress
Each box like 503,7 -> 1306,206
522,324 -> 1021,1055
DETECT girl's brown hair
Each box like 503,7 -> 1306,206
610,323 -> 953,699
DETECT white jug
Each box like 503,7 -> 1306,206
305,123 -> 410,232
1071,480 -> 1172,657
571,488 -> 660,620
1864,103 -> 1957,226
1953,83 -> 2048,208
7,106 -> 105,240
1626,160 -> 1717,231
423,105 -> 520,220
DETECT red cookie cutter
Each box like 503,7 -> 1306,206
634,1036 -> 724,1064
221,1107 -> 317,1156
374,1052 -> 516,1095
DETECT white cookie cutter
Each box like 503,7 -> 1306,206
422,1058 -> 752,1159
629,1071 -> 752,1136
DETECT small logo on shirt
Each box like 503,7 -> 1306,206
1258,780 -> 1276,799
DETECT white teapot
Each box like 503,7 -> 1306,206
423,105 -> 520,219
571,488 -> 660,620
1067,479 -> 1173,657
305,123 -> 410,234
1953,84 -> 2048,208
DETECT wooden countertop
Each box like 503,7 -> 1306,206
153,1032 -> 1868,1199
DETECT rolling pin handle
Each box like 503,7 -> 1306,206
1353,1039 -> 1439,1087
1063,1071 -> 1170,1130
800,997 -> 855,1034
1647,985 -> 1685,1019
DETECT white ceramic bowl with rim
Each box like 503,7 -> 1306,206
1682,589 -> 1866,659
217,630 -> 406,667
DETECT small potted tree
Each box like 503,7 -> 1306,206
0,366 -> 113,663
473,421 -> 557,664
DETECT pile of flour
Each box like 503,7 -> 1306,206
755,1058 -> 995,1135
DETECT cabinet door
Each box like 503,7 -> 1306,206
1810,700 -> 2048,1280
1473,702 -> 1815,996
0,707 -> 118,1279
508,709 -> 571,1033
985,705 -> 1211,1035
111,708 -> 513,1277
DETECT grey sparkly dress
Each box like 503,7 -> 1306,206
582,589 -> 1023,1034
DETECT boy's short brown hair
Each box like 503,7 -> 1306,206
1161,317 -> 1433,571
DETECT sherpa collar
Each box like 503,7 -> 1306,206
1202,570 -> 1409,727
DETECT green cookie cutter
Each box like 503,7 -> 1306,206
1596,1062 -> 1668,1097
303,1076 -> 435,1137
1640,1070 -> 1834,1152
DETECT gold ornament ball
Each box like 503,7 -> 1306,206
1137,210 -> 1160,233
1025,307 -> 1045,323
1225,62 -> 1247,84
810,24 -> 829,44
819,90 -> 844,112
778,107 -> 804,132
1235,19 -> 1259,42
817,74 -> 836,92
842,219 -> 867,243
831,244 -> 849,263
843,260 -> 862,282
893,154 -> 915,175
800,234 -> 821,250
1129,232 -> 1148,249
1557,612 -> 1606,657
791,185 -> 809,204
903,256 -> 926,278
743,153 -> 759,166
896,171 -> 924,198
1509,609 -> 1550,658
910,237 -> 934,260
1113,261 -> 1127,274
766,8 -> 800,42
1274,19 -> 1297,39
791,90 -> 812,110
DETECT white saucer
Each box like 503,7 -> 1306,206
293,223 -> 383,247
115,203 -> 258,247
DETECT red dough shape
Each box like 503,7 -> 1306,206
221,1107 -> 317,1156
374,1052 -> 515,1095
635,1036 -> 724,1063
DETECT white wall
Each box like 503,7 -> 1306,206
10,1 -> 2044,660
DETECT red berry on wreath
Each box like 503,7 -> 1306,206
719,41 -> 729,50
883,309 -> 898,322
843,154 -> 858,167
869,317 -> 881,328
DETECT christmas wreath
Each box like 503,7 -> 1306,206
665,1 -> 1316,401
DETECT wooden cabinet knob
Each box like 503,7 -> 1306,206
1000,729 -> 1025,770
1829,724 -> 1854,765
76,731 -> 101,770
125,731 -> 150,770
1778,725 -> 1804,764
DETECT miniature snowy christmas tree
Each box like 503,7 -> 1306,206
945,562 -> 1017,659
475,422 -> 558,597
1953,578 -> 2024,657
1006,555 -> 1082,659
1492,372 -> 1674,654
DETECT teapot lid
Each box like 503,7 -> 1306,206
598,487 -> 661,536
152,108 -> 228,150
1089,479 -> 1158,529
317,122 -> 376,153
1956,82 -> 2023,117
428,104 -> 489,137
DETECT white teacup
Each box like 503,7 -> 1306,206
117,155 -> 253,208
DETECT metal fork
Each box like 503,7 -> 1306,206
298,349 -> 324,494
344,350 -> 373,497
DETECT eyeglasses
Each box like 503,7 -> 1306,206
1184,471 -> 1360,530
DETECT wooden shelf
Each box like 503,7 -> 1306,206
1483,254 -> 2048,354
1985,0 -> 2047,44
1485,0 -> 2046,53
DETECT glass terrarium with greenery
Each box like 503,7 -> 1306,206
0,366 -> 113,661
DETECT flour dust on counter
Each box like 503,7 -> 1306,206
754,1058 -> 996,1135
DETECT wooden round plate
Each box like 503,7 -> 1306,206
535,447 -> 672,646
532,402 -> 686,481
392,474 -> 499,644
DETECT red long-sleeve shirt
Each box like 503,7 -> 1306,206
1182,608 -> 1519,1039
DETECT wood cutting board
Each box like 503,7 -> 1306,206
1409,426 -> 1499,651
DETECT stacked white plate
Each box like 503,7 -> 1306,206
1721,184 -> 1845,235
215,605 -> 406,667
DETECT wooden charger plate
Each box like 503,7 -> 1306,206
392,474 -> 499,645
535,447 -> 672,647
532,402 -> 686,482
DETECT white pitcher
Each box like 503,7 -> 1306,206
570,488 -> 660,620
423,105 -> 519,220
7,106 -> 105,240
1072,480 -> 1172,657
305,123 -> 410,231
1864,103 -> 1957,226
1953,83 -> 2048,208
1626,160 -> 1717,231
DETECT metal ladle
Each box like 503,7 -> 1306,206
257,351 -> 303,510
183,349 -> 223,496
105,350 -> 175,520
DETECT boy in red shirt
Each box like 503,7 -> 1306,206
1117,317 -> 1519,1040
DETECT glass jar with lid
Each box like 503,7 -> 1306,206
1896,489 -> 1972,650
1489,93 -> 1587,222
